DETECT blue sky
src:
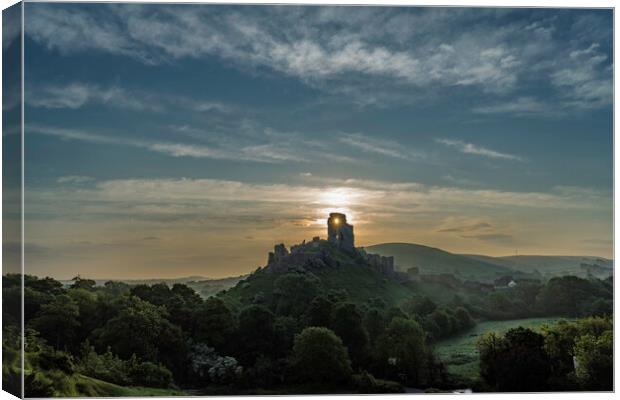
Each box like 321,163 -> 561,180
8,4 -> 612,278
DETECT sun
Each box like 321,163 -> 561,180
320,188 -> 353,206
314,187 -> 362,225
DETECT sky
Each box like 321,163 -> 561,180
4,4 -> 613,279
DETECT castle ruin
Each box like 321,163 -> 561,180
265,212 -> 397,278
327,212 -> 354,251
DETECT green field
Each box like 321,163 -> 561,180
434,317 -> 570,383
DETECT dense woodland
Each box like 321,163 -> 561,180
2,268 -> 613,396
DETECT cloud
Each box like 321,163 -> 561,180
436,217 -> 514,243
57,175 -> 94,184
441,174 -> 480,187
472,97 -> 548,116
338,133 -> 423,161
550,43 -> 612,109
27,82 -> 232,114
26,83 -> 154,111
29,125 -> 274,162
23,175 -> 612,277
460,233 -> 514,242
28,124 -> 354,165
438,222 -> 493,233
25,5 -> 611,108
436,138 -> 523,161
28,176 -> 609,229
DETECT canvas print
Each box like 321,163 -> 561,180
2,2 -> 614,397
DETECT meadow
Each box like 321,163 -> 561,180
435,317 -> 570,382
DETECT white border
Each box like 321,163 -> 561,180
0,1 -> 617,400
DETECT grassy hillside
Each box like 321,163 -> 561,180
51,374 -> 186,397
365,243 -> 512,281
1,345 -> 185,397
463,254 -> 613,279
220,262 -> 415,310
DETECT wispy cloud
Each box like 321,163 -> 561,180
436,217 -> 514,243
550,43 -> 612,110
26,83 -> 156,111
57,175 -> 94,184
29,125 -> 277,163
32,176 -> 610,233
436,138 -> 524,161
472,97 -> 549,116
338,133 -> 423,161
26,82 -> 232,114
25,5 -> 612,110
28,124 -> 356,165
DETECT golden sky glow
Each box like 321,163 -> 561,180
18,176 -> 612,280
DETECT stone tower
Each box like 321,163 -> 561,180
327,212 -> 354,251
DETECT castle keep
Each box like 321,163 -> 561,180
327,212 -> 354,251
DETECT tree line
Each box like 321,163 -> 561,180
2,271 -> 613,395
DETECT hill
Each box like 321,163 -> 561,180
364,243 -> 513,281
220,240 -> 416,309
462,254 -> 613,279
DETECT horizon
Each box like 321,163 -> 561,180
5,4 -> 612,279
29,236 -> 616,281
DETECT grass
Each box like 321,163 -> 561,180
434,317 -> 570,383
66,374 -> 186,397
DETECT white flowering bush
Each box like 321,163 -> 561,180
188,342 -> 242,384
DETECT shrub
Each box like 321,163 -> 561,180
129,360 -> 173,388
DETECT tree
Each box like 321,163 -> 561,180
70,276 -> 97,291
93,296 -> 181,362
166,284 -> 203,334
291,327 -> 352,385
304,296 -> 333,328
403,296 -> 436,317
273,273 -> 320,316
573,331 -> 612,390
273,316 -> 300,358
194,297 -> 236,353
430,309 -> 452,338
68,288 -> 100,343
363,308 -> 386,345
331,303 -> 369,366
536,276 -> 594,317
543,320 -> 581,379
454,307 -> 474,331
30,295 -> 80,350
236,305 -> 276,365
479,327 -> 551,392
374,317 -> 428,385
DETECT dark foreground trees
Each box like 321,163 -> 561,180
5,271 -> 613,396
290,327 -> 352,385
478,317 -> 613,392
478,327 -> 550,392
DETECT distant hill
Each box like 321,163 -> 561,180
365,242 -> 513,281
60,276 -> 210,286
59,275 -> 247,298
462,254 -> 613,279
